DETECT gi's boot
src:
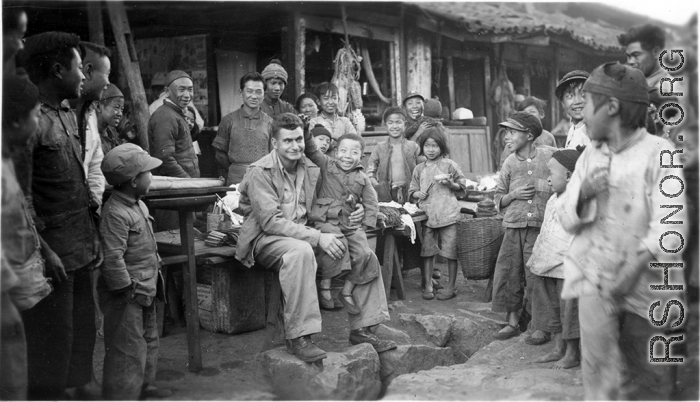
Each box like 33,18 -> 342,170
349,327 -> 397,353
285,336 -> 327,363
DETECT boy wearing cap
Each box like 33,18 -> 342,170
148,69 -> 200,178
556,70 -> 592,149
97,84 -> 125,154
367,107 -> 422,203
311,124 -> 334,156
528,147 -> 584,368
403,91 -> 426,140
556,62 -> 687,399
260,59 -> 296,118
99,143 -> 169,400
492,111 -> 554,340
500,97 -> 558,167
309,82 -> 358,140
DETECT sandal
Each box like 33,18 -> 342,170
318,287 -> 338,311
422,289 -> 435,300
340,292 -> 361,314
525,332 -> 551,345
494,324 -> 521,340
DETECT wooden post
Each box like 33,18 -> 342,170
107,1 -> 150,152
284,12 -> 305,102
483,55 -> 494,170
392,28 -> 403,106
87,2 -> 105,46
551,45 -> 560,130
447,56 -> 455,114
178,210 -> 202,372
523,65 -> 531,96
406,27 -> 431,98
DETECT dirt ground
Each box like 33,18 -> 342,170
90,261 -> 496,400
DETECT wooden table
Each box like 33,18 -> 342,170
144,186 -> 230,373
380,213 -> 427,300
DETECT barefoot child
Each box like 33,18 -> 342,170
528,147 -> 584,368
99,144 -> 170,399
408,127 -> 469,301
556,62 -> 687,399
492,112 -> 554,339
555,70 -> 591,149
303,131 -> 386,325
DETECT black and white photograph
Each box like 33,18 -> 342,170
1,1 -> 698,400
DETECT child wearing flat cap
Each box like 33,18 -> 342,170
98,144 -> 170,400
492,111 -> 554,340
555,70 -> 592,150
527,146 -> 584,369
556,62 -> 687,399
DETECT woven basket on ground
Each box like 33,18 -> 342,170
456,215 -> 505,280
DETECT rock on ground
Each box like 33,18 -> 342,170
445,314 -> 503,363
378,344 -> 454,381
383,334 -> 584,400
255,343 -> 382,400
399,313 -> 454,347
373,324 -> 412,345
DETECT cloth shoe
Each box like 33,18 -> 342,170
318,288 -> 337,310
285,335 -> 327,362
349,327 -> 397,353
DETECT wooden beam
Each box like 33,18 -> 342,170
447,56 -> 455,114
205,35 -> 220,126
416,15 -> 549,47
406,26 -> 431,98
551,45 -> 561,129
446,48 -> 489,61
107,1 -> 150,152
294,15 -> 306,98
392,26 -> 403,106
304,14 -> 394,42
483,55 -> 495,170
87,2 -> 105,46
523,64 -> 531,96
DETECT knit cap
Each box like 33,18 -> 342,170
165,70 -> 192,87
261,59 -> 288,84
101,84 -> 123,101
311,124 -> 331,139
551,146 -> 585,172
583,62 -> 649,105
424,99 -> 442,118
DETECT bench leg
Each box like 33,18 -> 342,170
381,233 -> 396,300
391,246 -> 406,300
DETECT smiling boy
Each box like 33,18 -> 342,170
556,70 -> 592,149
309,82 -> 357,140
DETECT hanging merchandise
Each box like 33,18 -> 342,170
332,5 -> 366,133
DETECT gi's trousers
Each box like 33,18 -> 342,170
579,294 -> 674,400
100,290 -> 159,401
22,266 -> 95,400
1,292 -> 27,400
491,227 -> 539,313
255,235 -> 390,338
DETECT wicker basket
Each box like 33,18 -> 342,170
456,215 -> 505,280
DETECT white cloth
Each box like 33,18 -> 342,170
400,214 -> 416,244
83,107 -> 106,206
565,121 -> 591,149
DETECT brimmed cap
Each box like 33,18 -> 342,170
383,106 -> 407,122
310,124 -> 331,139
402,90 -> 425,106
498,111 -> 543,138
583,62 -> 649,105
101,84 -> 123,101
165,70 -> 192,87
102,143 -> 162,186
555,70 -> 590,100
261,59 -> 288,84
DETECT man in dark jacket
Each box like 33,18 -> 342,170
148,70 -> 200,178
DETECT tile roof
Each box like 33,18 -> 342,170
410,2 -> 626,52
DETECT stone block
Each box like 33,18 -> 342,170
373,324 -> 412,345
378,344 -> 455,381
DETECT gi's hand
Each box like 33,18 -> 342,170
510,184 -> 535,200
413,191 -> 428,200
348,203 -> 365,225
44,247 -> 67,283
580,166 -> 609,201
93,236 -> 104,268
319,233 -> 346,260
